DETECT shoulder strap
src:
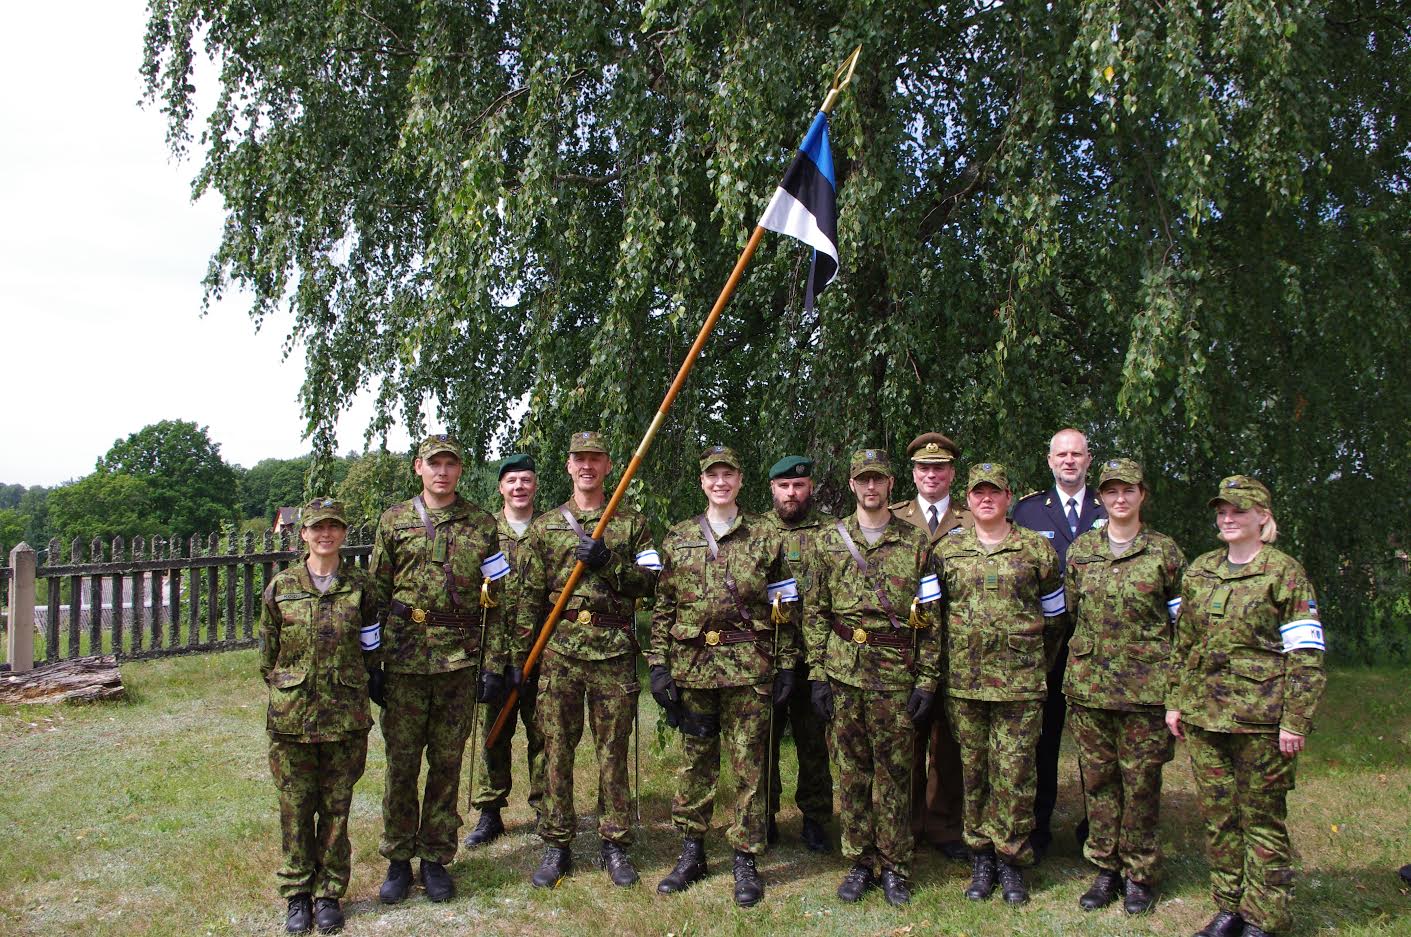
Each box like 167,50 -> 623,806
414,494 -> 463,609
559,504 -> 588,538
699,516 -> 752,624
835,521 -> 901,629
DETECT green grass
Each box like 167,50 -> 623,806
0,653 -> 1408,936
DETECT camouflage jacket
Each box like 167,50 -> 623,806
497,510 -> 538,632
939,524 -> 1066,702
647,512 -> 801,688
369,495 -> 506,675
1063,526 -> 1186,712
754,505 -> 827,633
1169,546 -> 1326,736
259,560 -> 380,742
804,514 -> 942,692
515,500 -> 659,662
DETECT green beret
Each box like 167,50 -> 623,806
499,453 -> 536,478
768,455 -> 813,480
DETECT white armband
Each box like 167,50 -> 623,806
1280,619 -> 1325,652
480,551 -> 511,581
916,574 -> 941,604
359,623 -> 382,651
1166,597 -> 1181,623
767,577 -> 799,603
635,548 -> 663,571
1040,586 -> 1066,617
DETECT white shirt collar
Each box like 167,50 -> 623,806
1057,485 -> 1087,510
916,493 -> 951,519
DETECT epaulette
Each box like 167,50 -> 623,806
887,499 -> 909,510
1016,490 -> 1044,501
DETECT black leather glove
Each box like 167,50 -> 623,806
772,669 -> 796,706
810,679 -> 834,722
503,663 -> 523,689
366,663 -> 386,708
906,687 -> 936,726
574,535 -> 612,570
649,664 -> 679,710
477,668 -> 507,706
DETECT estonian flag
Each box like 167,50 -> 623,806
758,111 -> 839,311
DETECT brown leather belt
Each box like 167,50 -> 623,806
560,609 -> 633,630
681,628 -> 761,648
833,620 -> 912,649
389,599 -> 479,630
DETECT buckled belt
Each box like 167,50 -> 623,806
832,620 -> 912,649
682,628 -> 761,648
389,599 -> 479,630
560,609 -> 633,631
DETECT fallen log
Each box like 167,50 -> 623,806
0,655 -> 125,705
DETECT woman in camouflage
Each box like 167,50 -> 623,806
259,499 -> 383,935
1167,477 -> 1326,937
1063,458 -> 1184,915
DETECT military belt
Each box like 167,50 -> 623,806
559,609 -> 633,630
681,627 -> 761,648
388,599 -> 479,630
832,620 -> 911,649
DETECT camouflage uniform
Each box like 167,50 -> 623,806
805,513 -> 941,878
1063,523 -> 1185,884
471,511 -> 546,816
370,494 -> 506,864
516,500 -> 659,848
260,557 -> 379,899
939,515 -> 1065,866
757,504 -> 834,824
647,512 -> 799,853
1171,530 -> 1325,934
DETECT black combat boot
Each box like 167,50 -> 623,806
463,808 -> 504,848
312,897 -> 343,934
532,846 -> 572,888
879,869 -> 911,906
964,850 -> 996,900
657,837 -> 707,894
732,851 -> 764,907
602,840 -> 639,887
998,860 -> 1028,905
378,861 -> 413,904
1079,869 -> 1121,910
800,815 -> 830,853
1123,878 -> 1156,915
1400,864 -> 1411,886
420,860 -> 454,902
285,894 -> 313,934
836,863 -> 874,902
1194,910 -> 1246,937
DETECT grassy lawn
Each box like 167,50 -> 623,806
0,652 -> 1407,936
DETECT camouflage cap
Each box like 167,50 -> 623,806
908,432 -> 960,464
1098,457 -> 1144,488
768,455 -> 813,480
567,430 -> 608,454
499,453 -> 536,478
417,433 -> 463,462
966,461 -> 1011,491
301,497 -> 347,527
1208,475 -> 1271,510
849,448 -> 893,479
699,444 -> 741,473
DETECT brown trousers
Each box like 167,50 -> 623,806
911,695 -> 965,844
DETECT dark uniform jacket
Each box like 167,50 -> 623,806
1012,485 -> 1107,570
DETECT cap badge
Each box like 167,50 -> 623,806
1107,460 -> 1119,468
982,462 -> 992,470
865,449 -> 875,459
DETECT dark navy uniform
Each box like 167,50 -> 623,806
1011,487 -> 1107,854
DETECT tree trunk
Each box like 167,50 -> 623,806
0,655 -> 125,705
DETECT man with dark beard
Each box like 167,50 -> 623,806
757,456 -> 833,852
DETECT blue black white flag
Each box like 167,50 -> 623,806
758,111 -> 839,311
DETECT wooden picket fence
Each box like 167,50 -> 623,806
2,527 -> 374,667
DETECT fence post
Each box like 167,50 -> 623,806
7,543 -> 35,672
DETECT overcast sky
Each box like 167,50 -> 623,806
0,2 -> 410,487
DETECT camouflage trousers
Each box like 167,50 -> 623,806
768,665 -> 834,820
471,680 -> 545,815
912,702 -> 965,844
379,668 -> 476,864
832,683 -> 916,876
946,696 -> 1043,865
268,731 -> 369,899
537,650 -> 637,848
1186,725 -> 1298,933
1069,703 -> 1175,883
673,684 -> 773,853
